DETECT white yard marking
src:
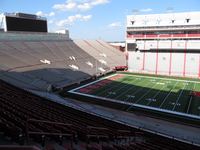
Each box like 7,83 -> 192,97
187,83 -> 196,113
126,95 -> 135,98
108,91 -> 116,95
170,102 -> 181,106
126,80 -> 161,111
159,81 -> 179,108
104,77 -> 139,98
134,80 -> 162,104
172,83 -> 187,111
156,82 -> 165,85
146,98 -> 157,102
112,78 -> 144,100
125,79 -> 155,103
146,83 -> 167,106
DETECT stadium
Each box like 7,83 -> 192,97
0,9 -> 200,150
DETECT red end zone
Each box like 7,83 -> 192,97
191,91 -> 200,97
76,74 -> 124,94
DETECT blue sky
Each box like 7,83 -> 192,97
0,0 -> 200,41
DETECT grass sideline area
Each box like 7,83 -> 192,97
68,72 -> 200,121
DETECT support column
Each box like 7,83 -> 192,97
142,40 -> 146,70
183,40 -> 187,77
155,40 -> 159,75
169,40 -> 172,75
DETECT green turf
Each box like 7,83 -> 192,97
74,73 -> 200,117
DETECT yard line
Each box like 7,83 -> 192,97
134,79 -> 162,104
125,79 -> 156,102
172,83 -> 187,111
146,83 -> 167,106
94,76 -> 129,96
126,80 -> 160,111
111,77 -> 143,99
159,81 -> 179,108
187,83 -> 196,113
105,77 -> 140,98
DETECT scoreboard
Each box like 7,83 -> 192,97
5,13 -> 47,32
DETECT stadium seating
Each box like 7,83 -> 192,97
74,40 -> 126,69
0,79 -> 199,149
0,79 -> 135,147
0,32 -> 125,91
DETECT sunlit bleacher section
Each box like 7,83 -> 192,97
74,40 -> 126,69
0,79 -> 199,150
0,32 -> 125,91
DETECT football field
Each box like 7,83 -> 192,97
69,73 -> 200,119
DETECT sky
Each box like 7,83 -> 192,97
0,0 -> 200,41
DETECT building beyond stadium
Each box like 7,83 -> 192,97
126,11 -> 200,78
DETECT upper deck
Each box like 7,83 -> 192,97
127,11 -> 200,32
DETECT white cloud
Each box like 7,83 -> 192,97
140,8 -> 152,12
53,1 -> 76,11
56,14 -> 92,27
91,0 -> 110,6
82,15 -> 92,21
53,0 -> 110,11
77,3 -> 92,11
36,11 -> 44,16
49,12 -> 55,17
36,11 -> 55,17
48,20 -> 54,24
108,22 -> 122,28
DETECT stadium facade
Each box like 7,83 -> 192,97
126,11 -> 200,78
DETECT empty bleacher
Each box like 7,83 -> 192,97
0,32 -> 125,91
0,79 -> 199,150
74,40 -> 126,69
0,79 -> 134,148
